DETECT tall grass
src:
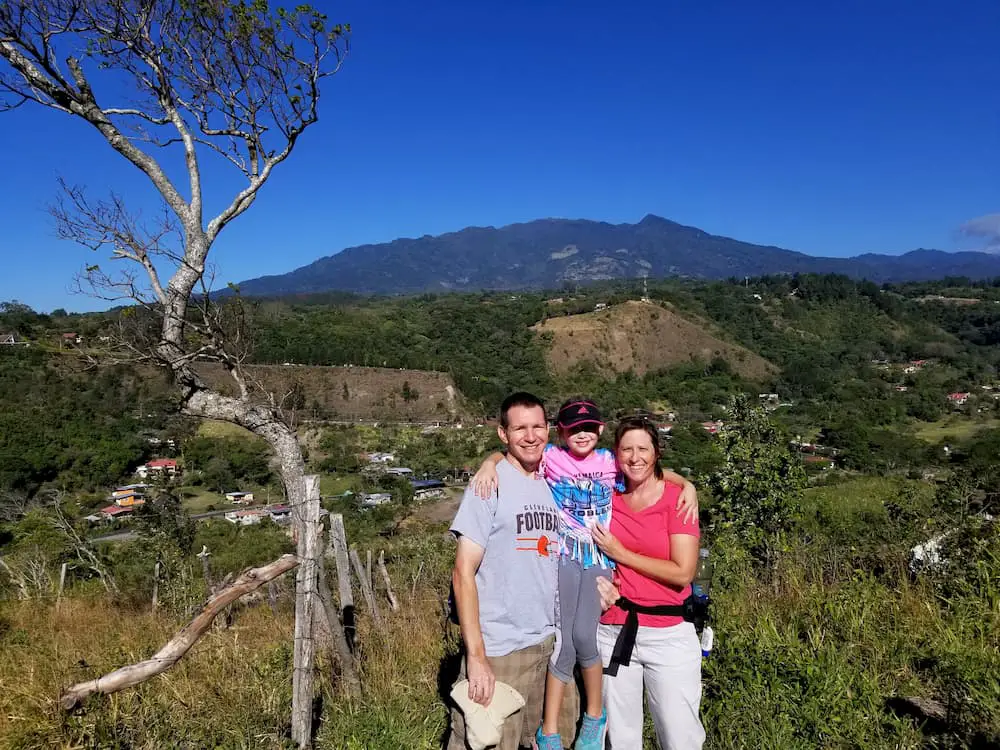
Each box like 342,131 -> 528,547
0,480 -> 996,748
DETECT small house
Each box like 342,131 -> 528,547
359,492 -> 393,508
224,508 -> 269,526
111,484 -> 149,507
701,420 -> 724,435
135,458 -> 178,479
947,392 -> 970,407
225,491 -> 255,505
100,505 -> 134,520
410,478 -> 446,500
385,467 -> 413,476
267,504 -> 292,524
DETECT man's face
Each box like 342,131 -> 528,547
498,404 -> 548,470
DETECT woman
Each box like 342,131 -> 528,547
592,417 -> 705,749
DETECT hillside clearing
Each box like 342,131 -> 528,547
534,300 -> 775,380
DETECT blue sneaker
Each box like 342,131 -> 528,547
574,710 -> 606,750
535,725 -> 563,750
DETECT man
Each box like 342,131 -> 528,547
448,392 -> 579,750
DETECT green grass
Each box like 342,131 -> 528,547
177,486 -> 224,513
320,473 -> 361,497
196,419 -> 259,440
910,416 -> 1000,443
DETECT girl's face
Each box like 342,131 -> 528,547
559,424 -> 603,457
616,428 -> 658,486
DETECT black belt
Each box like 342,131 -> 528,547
603,596 -> 686,676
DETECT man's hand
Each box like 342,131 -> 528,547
677,481 -> 699,524
466,653 -> 496,706
596,575 -> 620,612
471,463 -> 498,499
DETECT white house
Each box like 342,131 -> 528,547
359,492 -> 392,508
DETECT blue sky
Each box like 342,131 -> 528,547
1,0 -> 998,312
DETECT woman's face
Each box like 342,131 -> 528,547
616,428 -> 658,486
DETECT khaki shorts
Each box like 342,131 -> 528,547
448,635 -> 580,750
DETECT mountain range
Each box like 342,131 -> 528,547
235,215 -> 1000,296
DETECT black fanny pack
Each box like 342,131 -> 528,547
603,595 -> 708,676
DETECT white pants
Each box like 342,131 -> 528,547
598,621 -> 705,750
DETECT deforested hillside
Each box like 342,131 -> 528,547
193,363 -> 467,422
534,300 -> 776,380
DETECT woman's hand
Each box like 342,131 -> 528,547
471,463 -> 498,499
592,523 -> 628,563
677,481 -> 698,524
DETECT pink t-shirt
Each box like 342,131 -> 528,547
599,481 -> 700,628
542,444 -> 618,569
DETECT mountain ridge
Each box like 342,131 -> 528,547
234,215 -> 1000,296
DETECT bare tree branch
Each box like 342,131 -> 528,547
59,553 -> 300,710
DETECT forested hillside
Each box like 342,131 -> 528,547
4,274 -> 1000,494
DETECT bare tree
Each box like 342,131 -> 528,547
0,0 -> 347,508
1,1 -> 349,740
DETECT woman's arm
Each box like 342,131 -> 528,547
592,525 -> 699,588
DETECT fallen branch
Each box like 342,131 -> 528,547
59,554 -> 299,710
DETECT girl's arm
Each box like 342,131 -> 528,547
591,525 -> 699,588
470,452 -> 505,499
663,469 -> 698,523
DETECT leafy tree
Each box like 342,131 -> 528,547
707,394 -> 805,569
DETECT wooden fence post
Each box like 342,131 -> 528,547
151,560 -> 160,611
349,546 -> 382,626
377,550 -> 399,612
56,562 -> 68,610
327,514 -> 355,651
291,475 -> 322,749
316,539 -> 362,698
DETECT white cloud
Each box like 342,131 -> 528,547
959,213 -> 1000,254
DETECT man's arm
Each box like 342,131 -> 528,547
452,536 -> 496,706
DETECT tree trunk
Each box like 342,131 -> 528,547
60,554 -> 299,710
291,475 -> 322,749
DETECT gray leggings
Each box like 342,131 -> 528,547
550,557 -> 607,683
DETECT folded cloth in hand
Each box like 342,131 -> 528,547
450,679 -> 525,750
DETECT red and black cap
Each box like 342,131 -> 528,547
556,399 -> 604,429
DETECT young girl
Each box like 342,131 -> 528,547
471,399 -> 697,750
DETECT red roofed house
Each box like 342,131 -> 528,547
100,505 -> 135,519
135,458 -> 179,479
948,392 -> 970,406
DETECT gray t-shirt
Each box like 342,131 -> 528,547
450,459 -> 560,657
